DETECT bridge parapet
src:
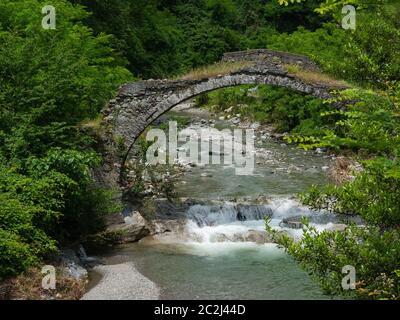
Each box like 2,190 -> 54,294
100,49 -> 350,186
222,49 -> 320,72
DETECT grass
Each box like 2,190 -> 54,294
78,116 -> 103,130
177,61 -> 254,80
285,64 -> 351,89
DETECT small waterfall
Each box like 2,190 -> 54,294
237,204 -> 272,221
187,204 -> 273,227
185,203 -> 273,243
184,198 -> 340,244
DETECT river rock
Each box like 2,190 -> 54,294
280,216 -> 303,229
62,262 -> 88,280
106,211 -> 150,243
201,172 -> 212,177
231,118 -> 240,125
122,211 -> 150,241
149,219 -> 187,235
315,147 -> 327,154
213,230 -> 273,244
306,167 -> 319,174
243,230 -> 274,243
250,122 -> 260,129
213,233 -> 232,242
326,223 -> 347,232
60,249 -> 88,280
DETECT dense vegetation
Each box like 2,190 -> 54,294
68,0 -> 331,78
0,0 -> 399,300
0,0 -> 132,279
271,1 -> 400,300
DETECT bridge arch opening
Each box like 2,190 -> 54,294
101,49 -> 348,186
121,83 -> 331,201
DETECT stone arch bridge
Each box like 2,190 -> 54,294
100,49 -> 348,184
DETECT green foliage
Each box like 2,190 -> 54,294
267,220 -> 400,299
0,0 -> 131,279
0,0 -> 132,162
69,0 -> 327,77
278,0 -> 398,16
0,229 -> 38,279
271,1 -> 400,87
0,187 -> 58,279
267,23 -> 347,77
301,158 -> 400,227
196,85 -> 329,134
284,89 -> 400,155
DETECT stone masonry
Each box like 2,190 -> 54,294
100,49 -> 348,184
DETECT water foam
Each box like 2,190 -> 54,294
185,198 -> 335,245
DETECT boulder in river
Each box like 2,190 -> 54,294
60,249 -> 88,280
210,230 -> 273,244
121,211 -> 150,242
280,216 -> 304,229
105,211 -> 151,243
201,172 -> 212,177
231,118 -> 240,125
243,230 -> 274,243
326,223 -> 347,232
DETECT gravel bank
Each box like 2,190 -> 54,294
81,262 -> 160,300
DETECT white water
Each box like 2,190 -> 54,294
121,198 -> 341,299
185,198 -> 339,246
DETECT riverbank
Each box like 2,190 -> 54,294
82,262 -> 159,300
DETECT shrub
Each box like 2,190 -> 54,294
0,228 -> 40,280
267,221 -> 400,299
301,158 -> 400,227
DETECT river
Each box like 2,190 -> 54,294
90,103 -> 341,300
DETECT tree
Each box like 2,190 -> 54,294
0,0 -> 131,278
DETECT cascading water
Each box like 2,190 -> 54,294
184,198 -> 341,244
185,203 -> 271,243
187,203 -> 272,227
114,198 -> 341,300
